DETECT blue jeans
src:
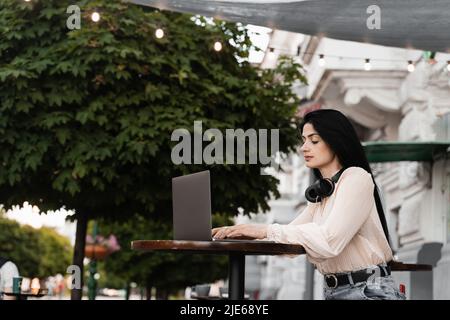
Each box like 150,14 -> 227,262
323,275 -> 406,300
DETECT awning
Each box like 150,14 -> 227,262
363,141 -> 450,163
129,0 -> 450,53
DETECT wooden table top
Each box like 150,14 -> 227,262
131,240 -> 306,255
131,240 -> 432,271
388,261 -> 432,271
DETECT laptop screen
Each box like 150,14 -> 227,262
172,170 -> 212,241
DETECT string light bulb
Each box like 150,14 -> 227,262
214,41 -> 222,52
265,50 -> 450,73
407,60 -> 415,72
91,12 -> 100,22
364,58 -> 372,71
318,54 -> 326,67
155,28 -> 164,39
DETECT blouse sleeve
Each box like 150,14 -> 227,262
263,204 -> 312,242
266,167 -> 375,261
289,204 -> 314,225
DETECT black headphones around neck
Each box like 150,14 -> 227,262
305,168 -> 345,203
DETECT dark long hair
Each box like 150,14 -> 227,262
300,109 -> 391,247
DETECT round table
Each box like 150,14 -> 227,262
131,240 -> 306,300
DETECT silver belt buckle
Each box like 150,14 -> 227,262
325,274 -> 338,289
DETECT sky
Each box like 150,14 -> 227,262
3,202 -> 76,245
247,24 -> 272,63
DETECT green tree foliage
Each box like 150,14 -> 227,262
0,215 -> 72,278
0,0 -> 307,298
0,0 -> 306,222
38,226 -> 73,277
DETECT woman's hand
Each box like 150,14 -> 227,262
211,224 -> 268,240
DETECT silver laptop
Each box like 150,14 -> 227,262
172,170 -> 273,243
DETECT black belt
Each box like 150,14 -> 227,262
324,265 -> 391,289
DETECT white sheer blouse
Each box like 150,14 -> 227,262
266,166 -> 393,274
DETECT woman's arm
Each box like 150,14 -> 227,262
211,203 -> 314,240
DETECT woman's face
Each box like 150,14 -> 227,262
300,123 -> 336,169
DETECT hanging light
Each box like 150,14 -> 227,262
407,60 -> 415,73
447,61 -> 450,72
214,41 -> 222,52
24,0 -> 31,2
423,51 -> 432,60
265,47 -> 277,64
318,54 -> 326,67
91,12 -> 100,22
428,51 -> 437,65
364,58 -> 372,71
155,28 -> 164,39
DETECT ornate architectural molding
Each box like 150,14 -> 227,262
312,70 -> 406,129
398,105 -> 438,141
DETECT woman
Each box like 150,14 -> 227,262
212,109 -> 405,300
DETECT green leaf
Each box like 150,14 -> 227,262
72,163 -> 87,179
55,128 -> 71,145
16,101 -> 33,113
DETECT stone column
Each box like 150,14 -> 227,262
433,159 -> 450,299
434,245 -> 450,299
393,62 -> 449,299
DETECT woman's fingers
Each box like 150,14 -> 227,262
211,225 -> 252,239
212,226 -> 231,239
212,224 -> 265,240
211,227 -> 226,236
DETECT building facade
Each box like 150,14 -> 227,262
242,30 -> 450,300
